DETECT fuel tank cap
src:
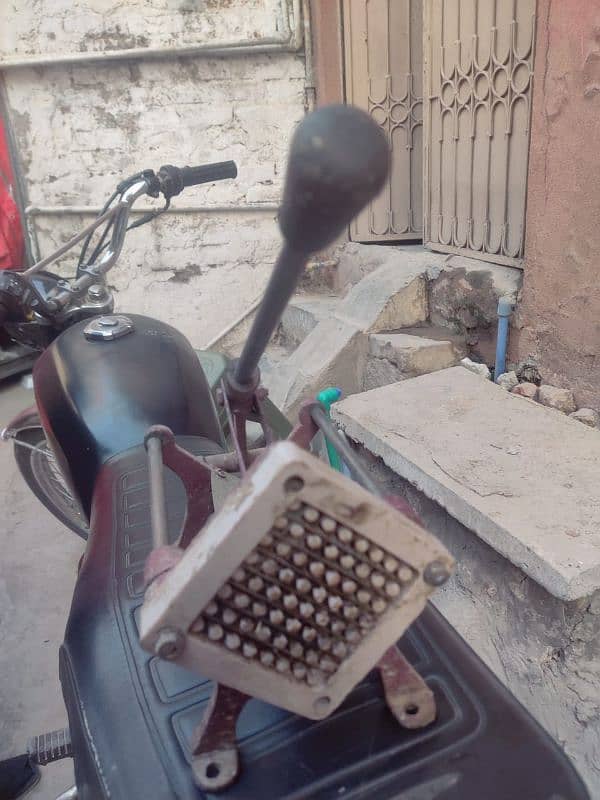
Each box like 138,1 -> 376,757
84,315 -> 134,341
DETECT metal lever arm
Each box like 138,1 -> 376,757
233,244 -> 306,389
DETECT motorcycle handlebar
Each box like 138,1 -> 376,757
157,161 -> 238,199
181,161 -> 238,187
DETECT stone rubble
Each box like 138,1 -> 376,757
538,385 -> 577,414
460,357 -> 491,380
509,380 -> 600,433
511,382 -> 539,400
496,371 -> 518,391
569,408 -> 599,428
515,358 -> 542,386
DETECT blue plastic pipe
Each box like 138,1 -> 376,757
494,297 -> 514,381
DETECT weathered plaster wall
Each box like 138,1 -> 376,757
0,0 -> 288,56
1,1 -> 306,346
514,0 -> 600,408
361,452 -> 599,795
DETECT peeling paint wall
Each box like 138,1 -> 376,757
1,0 -> 306,345
0,0 -> 289,56
514,0 -> 600,408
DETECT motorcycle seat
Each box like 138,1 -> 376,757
59,438 -> 589,800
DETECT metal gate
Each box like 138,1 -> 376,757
423,0 -> 537,266
343,0 -> 423,243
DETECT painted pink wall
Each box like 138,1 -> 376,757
514,0 -> 600,407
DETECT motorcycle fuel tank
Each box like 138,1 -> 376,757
33,313 -> 224,517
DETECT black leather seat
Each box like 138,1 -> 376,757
60,438 -> 589,799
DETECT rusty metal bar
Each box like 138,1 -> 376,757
379,646 -> 436,729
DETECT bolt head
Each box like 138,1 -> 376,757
154,627 -> 185,660
423,560 -> 451,587
87,283 -> 108,301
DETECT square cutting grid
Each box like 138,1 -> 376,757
189,498 -> 417,688
140,442 -> 453,719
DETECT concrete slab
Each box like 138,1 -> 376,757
0,377 -> 82,798
333,366 -> 600,601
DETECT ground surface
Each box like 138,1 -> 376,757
0,377 -> 81,799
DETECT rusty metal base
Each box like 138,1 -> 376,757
191,646 -> 435,793
378,645 -> 436,729
191,684 -> 249,792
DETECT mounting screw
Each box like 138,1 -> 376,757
154,627 -> 185,660
284,475 -> 305,493
87,283 -> 108,302
423,560 -> 451,587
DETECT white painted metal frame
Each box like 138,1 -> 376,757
343,0 -> 424,242
140,441 -> 453,719
423,0 -> 537,268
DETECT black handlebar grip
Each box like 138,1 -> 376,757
180,161 -> 238,187
157,161 -> 238,199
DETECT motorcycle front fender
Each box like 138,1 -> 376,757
2,404 -> 41,439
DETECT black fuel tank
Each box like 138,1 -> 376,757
33,314 -> 224,517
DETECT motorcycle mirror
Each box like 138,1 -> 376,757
279,104 -> 390,255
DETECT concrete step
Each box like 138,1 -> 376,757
276,294 -> 339,350
398,324 -> 468,355
333,365 -> 600,602
364,331 -> 462,391
333,242 -> 446,295
334,362 -> 600,793
268,257 -> 445,417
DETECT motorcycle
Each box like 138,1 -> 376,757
0,105 -> 589,800
1,158 -> 244,538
